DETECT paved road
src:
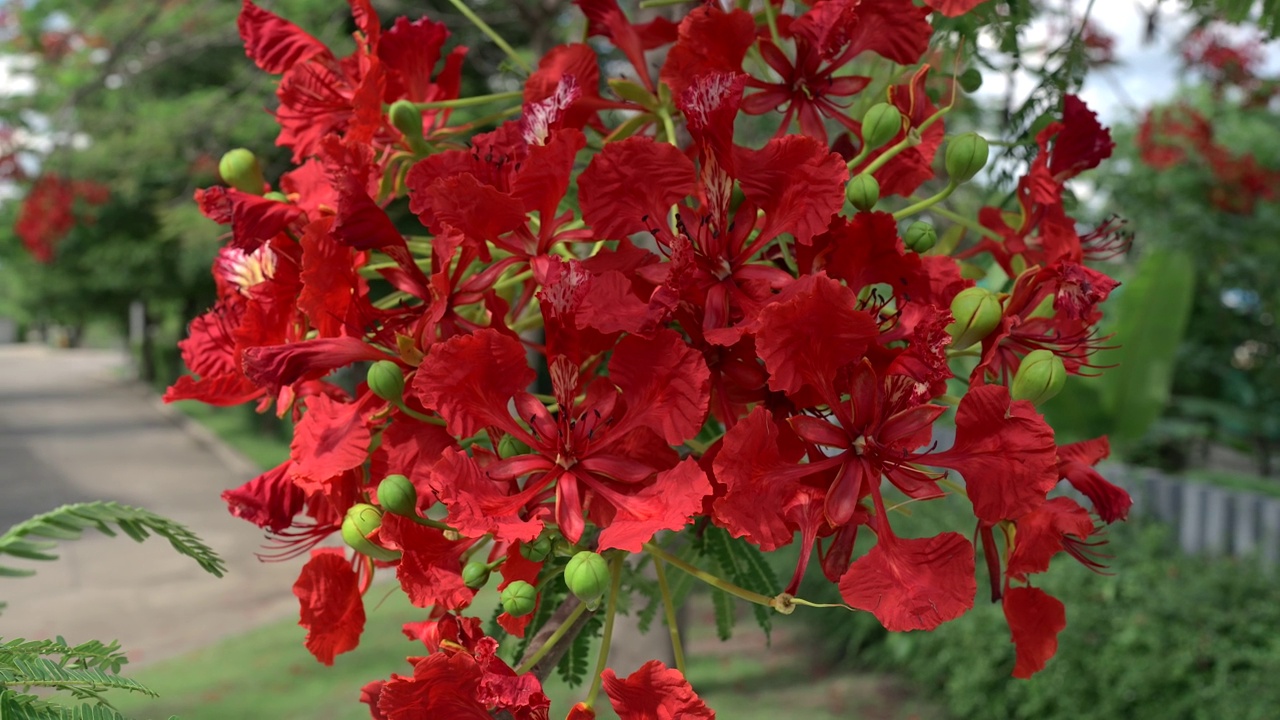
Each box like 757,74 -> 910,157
0,345 -> 300,665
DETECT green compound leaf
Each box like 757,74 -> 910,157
555,612 -> 603,688
703,527 -> 780,642
0,502 -> 226,584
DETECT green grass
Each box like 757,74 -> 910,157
169,400 -> 291,470
110,588 -> 941,720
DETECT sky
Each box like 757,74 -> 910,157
973,0 -> 1280,126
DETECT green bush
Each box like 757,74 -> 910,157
802,520 -> 1280,720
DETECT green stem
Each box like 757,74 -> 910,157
413,89 -> 524,110
443,0 -> 532,73
911,200 -> 1004,242
393,400 -> 447,426
642,542 -> 774,608
761,0 -> 781,48
514,601 -> 589,675
658,106 -> 680,146
493,269 -> 534,291
892,181 -> 958,221
653,555 -> 687,675
584,553 -> 625,709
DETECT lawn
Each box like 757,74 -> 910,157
111,587 -> 941,720
169,400 -> 291,471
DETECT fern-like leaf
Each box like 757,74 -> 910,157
0,502 -> 226,581
710,587 -> 735,642
703,527 -> 780,642
555,613 -> 602,688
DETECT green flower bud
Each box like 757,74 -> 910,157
341,503 -> 401,562
389,100 -> 424,141
845,174 -> 880,212
903,221 -> 937,253
218,148 -> 265,195
263,191 -> 289,203
498,434 -> 531,459
861,103 -> 904,152
1010,349 -> 1067,405
501,580 -> 538,617
959,68 -> 983,93
367,360 -> 405,403
947,287 -> 1003,350
462,561 -> 492,589
945,132 -> 990,184
520,535 -> 553,562
377,474 -> 417,517
564,551 -> 611,609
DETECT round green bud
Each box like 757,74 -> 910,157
501,580 -> 538,617
845,174 -> 880,212
520,535 -> 553,562
377,474 -> 417,517
959,68 -> 983,93
945,132 -> 990,184
367,360 -> 405,403
218,148 -> 266,195
947,287 -> 1003,350
389,100 -> 424,141
341,503 -> 401,562
564,551 -> 611,609
1010,349 -> 1067,406
497,434 -> 531,459
462,561 -> 492,589
861,103 -> 904,152
903,221 -> 937,253
263,191 -> 289,203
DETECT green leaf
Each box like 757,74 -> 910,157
710,588 -> 735,642
555,613 -> 602,688
0,502 -> 226,583
702,527 -> 780,641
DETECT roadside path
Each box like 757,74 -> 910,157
0,345 -> 299,665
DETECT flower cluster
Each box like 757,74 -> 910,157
172,0 -> 1133,715
14,174 -> 110,263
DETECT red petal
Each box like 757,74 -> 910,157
848,0 -> 933,64
297,217 -> 363,338
734,134 -> 849,246
579,136 -> 696,242
602,660 -> 716,719
660,5 -> 755,98
289,394 -> 372,484
1006,497 -> 1094,579
377,17 -> 450,103
713,407 -> 819,551
594,458 -> 710,552
1047,95 -> 1115,181
380,514 -> 474,611
292,548 -> 365,665
923,0 -> 992,17
413,329 -> 534,438
242,337 -> 389,394
755,273 -> 879,400
222,460 -> 305,532
929,385 -> 1059,524
238,0 -> 331,74
1003,586 -> 1067,678
428,449 -> 547,544
376,653 -> 489,720
609,329 -> 710,445
839,532 -> 976,631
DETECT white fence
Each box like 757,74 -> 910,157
1098,463 -> 1280,568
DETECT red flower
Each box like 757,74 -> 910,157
602,660 -> 715,719
1058,437 -> 1132,523
838,528 -> 976,631
415,329 -> 710,549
